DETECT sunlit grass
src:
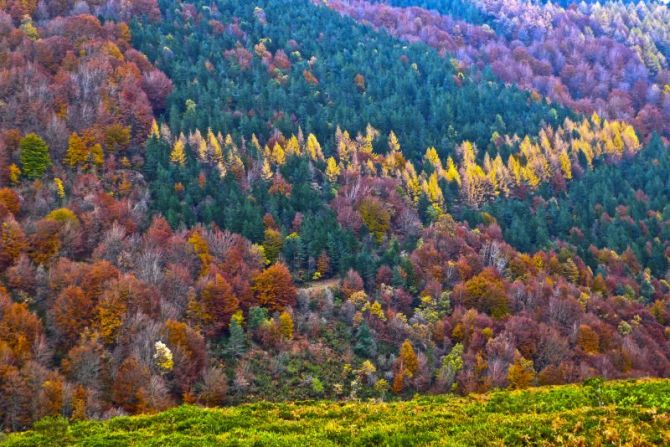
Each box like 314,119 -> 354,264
3,378 -> 670,446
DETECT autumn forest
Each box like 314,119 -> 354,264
0,0 -> 670,441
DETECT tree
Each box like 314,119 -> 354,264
354,73 -> 366,92
358,197 -> 390,243
263,228 -> 283,265
354,322 -> 376,357
112,356 -> 150,413
198,366 -> 228,406
0,188 -> 20,215
20,16 -> 39,40
306,134 -> 323,160
170,138 -> 186,166
316,251 -> 330,277
252,262 -> 296,312
153,341 -> 174,372
53,286 -> 94,351
200,274 -> 239,336
399,339 -> 418,378
65,133 -> 89,168
39,375 -> 64,418
577,324 -> 600,354
165,320 -> 207,393
19,134 -> 51,179
188,230 -> 211,276
462,268 -> 510,319
325,157 -> 340,183
507,355 -> 535,389
224,320 -> 246,358
0,366 -> 31,431
278,311 -> 294,340
71,385 -> 88,421
341,269 -> 364,299
436,343 -> 464,392
0,218 -> 27,270
142,70 -> 173,111
104,124 -> 132,153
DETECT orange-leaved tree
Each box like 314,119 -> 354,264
252,262 -> 296,312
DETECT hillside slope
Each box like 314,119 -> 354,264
3,379 -> 670,446
1,0 -> 670,434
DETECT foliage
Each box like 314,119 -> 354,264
1,0 -> 670,435
252,263 -> 297,312
19,134 -> 51,179
5,379 -> 670,446
329,0 -> 670,139
131,0 -> 570,160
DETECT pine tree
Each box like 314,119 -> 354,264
354,322 -> 377,357
224,320 -> 246,358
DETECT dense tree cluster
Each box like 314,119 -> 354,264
0,7 -> 170,179
365,0 -> 491,23
326,0 -> 670,139
130,0 -> 571,161
483,133 -> 670,278
0,0 -> 669,434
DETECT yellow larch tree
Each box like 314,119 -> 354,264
170,138 -> 187,166
424,147 -> 441,170
507,155 -> 523,187
462,162 -> 488,206
306,133 -> 323,161
208,129 -> 223,162
261,158 -> 273,181
621,124 -> 640,154
271,142 -> 286,165
444,156 -> 461,185
423,171 -> 443,205
91,143 -> 104,167
559,150 -> 572,180
285,135 -> 301,156
188,229 -> 212,276
523,165 -> 541,188
402,162 -> 422,203
491,154 -> 510,196
325,156 -> 340,183
388,131 -> 400,153
150,120 -> 160,138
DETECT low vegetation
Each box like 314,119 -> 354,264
3,378 -> 669,446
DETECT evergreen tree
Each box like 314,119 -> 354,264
354,322 -> 377,358
224,320 -> 246,359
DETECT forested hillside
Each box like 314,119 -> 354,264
0,0 -> 669,435
328,0 -> 670,138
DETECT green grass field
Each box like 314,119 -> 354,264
3,378 -> 669,446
